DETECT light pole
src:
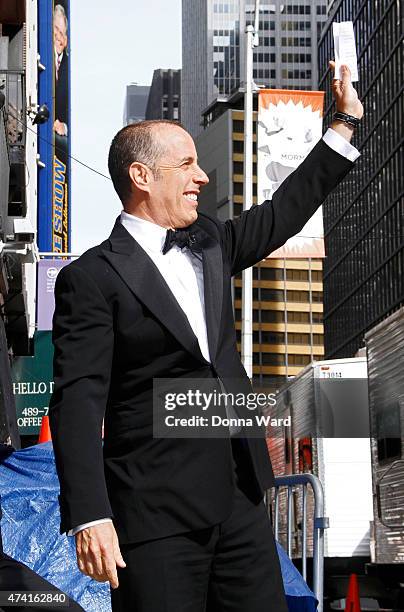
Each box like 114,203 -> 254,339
241,0 -> 260,378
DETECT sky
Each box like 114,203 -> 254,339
70,0 -> 182,253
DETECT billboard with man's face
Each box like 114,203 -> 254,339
38,0 -> 70,253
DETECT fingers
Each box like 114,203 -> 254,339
76,538 -> 106,581
340,64 -> 352,83
113,530 -> 127,569
329,60 -> 351,82
74,523 -> 126,588
331,77 -> 342,97
102,554 -> 120,589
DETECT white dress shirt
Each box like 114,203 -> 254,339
120,213 -> 211,362
68,128 -> 359,536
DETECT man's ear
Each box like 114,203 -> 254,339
128,162 -> 152,193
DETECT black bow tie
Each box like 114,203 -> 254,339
162,229 -> 198,255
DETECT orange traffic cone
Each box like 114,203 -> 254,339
345,573 -> 361,612
38,415 -> 52,443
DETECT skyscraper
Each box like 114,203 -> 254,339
182,0 -> 243,136
182,0 -> 328,137
123,84 -> 150,126
318,0 -> 403,358
145,69 -> 181,121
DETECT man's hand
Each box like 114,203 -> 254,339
75,522 -> 126,589
54,119 -> 67,136
329,60 -> 363,142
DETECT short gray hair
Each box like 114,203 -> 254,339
108,120 -> 188,204
54,4 -> 68,34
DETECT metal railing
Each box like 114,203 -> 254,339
268,474 -> 329,612
0,70 -> 26,151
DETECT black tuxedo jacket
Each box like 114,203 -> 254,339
49,140 -> 353,544
55,53 -> 68,127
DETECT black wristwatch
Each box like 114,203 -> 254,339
333,111 -> 361,129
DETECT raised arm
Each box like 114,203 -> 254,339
220,63 -> 363,275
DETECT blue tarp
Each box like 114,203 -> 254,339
0,443 -> 317,611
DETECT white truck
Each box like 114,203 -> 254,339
266,357 -> 373,582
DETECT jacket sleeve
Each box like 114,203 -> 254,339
220,138 -> 355,276
49,263 -> 114,534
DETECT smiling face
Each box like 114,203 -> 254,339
127,124 -> 209,229
53,12 -> 67,55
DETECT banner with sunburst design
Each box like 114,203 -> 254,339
257,90 -> 325,258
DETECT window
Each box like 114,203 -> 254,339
286,269 -> 309,281
260,310 -> 284,323
262,353 -> 285,366
281,21 -> 311,31
287,333 -> 310,344
261,36 -> 276,46
311,270 -> 322,282
256,288 -> 284,301
233,182 -> 243,196
281,37 -> 311,46
255,331 -> 285,344
282,69 -> 312,80
284,4 -> 311,15
233,161 -> 243,174
281,53 -> 312,63
288,311 -> 310,323
259,267 -> 285,281
288,354 -> 311,366
233,203 -> 243,217
287,290 -> 310,302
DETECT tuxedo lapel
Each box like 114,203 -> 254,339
102,220 -> 206,362
192,224 -> 223,363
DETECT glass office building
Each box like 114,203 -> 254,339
182,0 -> 328,137
318,0 -> 403,358
182,0 -> 244,136
245,1 -> 327,90
123,84 -> 150,125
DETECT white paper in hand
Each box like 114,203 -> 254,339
332,21 -> 359,82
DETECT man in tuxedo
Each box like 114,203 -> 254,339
49,63 -> 363,611
53,4 -> 69,139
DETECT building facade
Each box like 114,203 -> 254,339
0,0 -> 40,447
182,0 -> 328,137
0,0 -> 38,357
196,108 -> 325,392
145,69 -> 181,121
123,83 -> 150,125
318,0 -> 403,358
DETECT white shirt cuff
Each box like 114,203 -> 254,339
67,518 -> 112,536
322,127 -> 360,162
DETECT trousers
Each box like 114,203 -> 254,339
110,439 -> 287,612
